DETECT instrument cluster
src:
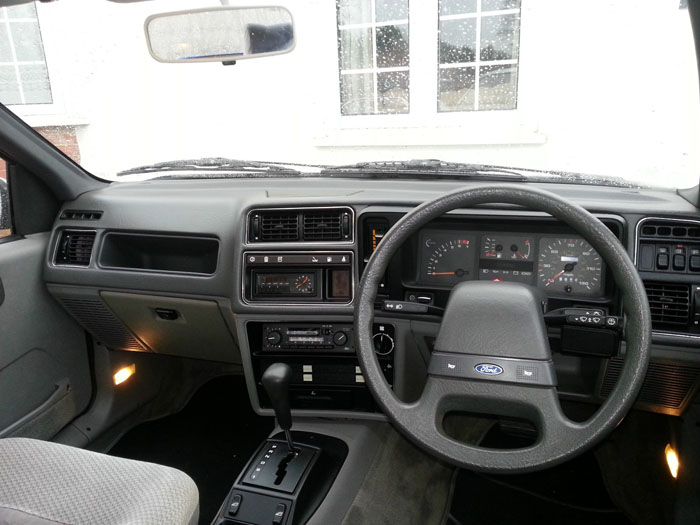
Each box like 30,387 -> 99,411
418,230 -> 604,297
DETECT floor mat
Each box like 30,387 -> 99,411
448,429 -> 633,525
109,375 -> 274,525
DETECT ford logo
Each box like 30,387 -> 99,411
474,363 -> 503,376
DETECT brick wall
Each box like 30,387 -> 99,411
0,125 -> 81,181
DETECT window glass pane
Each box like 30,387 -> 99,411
479,64 -> 517,110
480,13 -> 520,61
377,70 -> 409,113
0,27 -> 13,62
340,72 -> 375,115
11,21 -> 46,62
376,0 -> 408,22
439,18 -> 476,64
19,63 -> 51,104
0,66 -> 21,105
438,66 -> 475,111
0,160 -> 10,239
339,28 -> 373,70
481,0 -> 520,11
439,0 -> 477,15
338,0 -> 372,25
6,3 -> 37,19
376,24 -> 408,68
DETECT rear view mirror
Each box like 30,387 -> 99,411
145,6 -> 294,63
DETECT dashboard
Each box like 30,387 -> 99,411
40,178 -> 700,421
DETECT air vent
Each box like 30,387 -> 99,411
54,230 -> 96,266
640,221 -> 700,239
303,210 -> 343,241
644,282 -> 690,329
249,208 -> 353,243
254,212 -> 299,242
601,358 -> 700,415
60,209 -> 103,221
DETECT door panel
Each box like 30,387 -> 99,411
0,233 -> 92,439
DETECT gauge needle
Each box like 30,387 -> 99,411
296,277 -> 308,288
431,272 -> 456,275
547,271 -> 565,285
516,251 -> 525,259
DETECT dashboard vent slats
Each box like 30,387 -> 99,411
644,282 -> 690,328
249,207 -> 352,243
303,211 -> 343,241
259,212 -> 299,242
55,230 -> 96,266
60,210 -> 103,221
601,358 -> 700,414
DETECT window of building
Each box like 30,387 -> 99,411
337,0 -> 410,115
335,0 -> 521,116
438,0 -> 521,112
0,2 -> 52,105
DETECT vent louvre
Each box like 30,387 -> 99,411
249,207 -> 353,243
258,213 -> 299,242
55,231 -> 96,266
303,210 -> 342,241
601,358 -> 700,414
60,210 -> 103,221
60,298 -> 147,352
644,282 -> 690,328
640,221 -> 700,239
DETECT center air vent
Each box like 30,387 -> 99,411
55,230 -> 96,266
249,207 -> 353,243
644,281 -> 690,329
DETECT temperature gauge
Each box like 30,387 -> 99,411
481,235 -> 533,261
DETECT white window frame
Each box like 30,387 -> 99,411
317,0 -> 543,147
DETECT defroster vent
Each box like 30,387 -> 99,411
54,230 -> 96,266
644,281 -> 690,330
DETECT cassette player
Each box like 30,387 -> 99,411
262,323 -> 353,353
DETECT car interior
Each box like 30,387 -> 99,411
1,1 -> 700,524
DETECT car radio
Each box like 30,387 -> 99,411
262,323 -> 354,353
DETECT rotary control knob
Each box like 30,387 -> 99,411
372,332 -> 394,355
265,331 -> 281,345
333,331 -> 348,346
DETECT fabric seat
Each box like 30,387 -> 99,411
0,438 -> 199,525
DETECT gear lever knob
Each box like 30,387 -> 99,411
262,362 -> 293,431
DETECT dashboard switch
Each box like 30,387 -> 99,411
656,253 -> 669,270
332,331 -> 348,346
673,254 -> 686,271
690,255 -> 700,272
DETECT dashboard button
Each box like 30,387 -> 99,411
673,254 -> 686,271
656,253 -> 669,270
690,255 -> 700,271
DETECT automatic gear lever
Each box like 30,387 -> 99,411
261,363 -> 296,453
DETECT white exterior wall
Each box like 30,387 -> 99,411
10,0 -> 700,189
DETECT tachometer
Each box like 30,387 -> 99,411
420,232 -> 475,286
537,238 -> 603,296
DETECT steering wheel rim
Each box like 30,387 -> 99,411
355,184 -> 651,474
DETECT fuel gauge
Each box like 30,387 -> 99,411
482,235 -> 533,261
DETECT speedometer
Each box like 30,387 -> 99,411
537,238 -> 603,296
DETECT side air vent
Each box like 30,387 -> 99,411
644,282 -> 690,329
601,358 -> 700,415
54,230 -> 96,267
60,210 -> 103,221
249,207 -> 353,243
60,298 -> 147,352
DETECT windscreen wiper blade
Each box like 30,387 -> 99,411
117,158 -> 308,176
320,159 -> 529,180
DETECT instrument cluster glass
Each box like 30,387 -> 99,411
417,230 -> 605,297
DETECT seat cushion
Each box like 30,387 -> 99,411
0,438 -> 198,525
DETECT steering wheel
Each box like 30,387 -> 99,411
355,185 -> 651,473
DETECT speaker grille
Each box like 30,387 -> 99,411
601,358 -> 700,414
60,298 -> 147,352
